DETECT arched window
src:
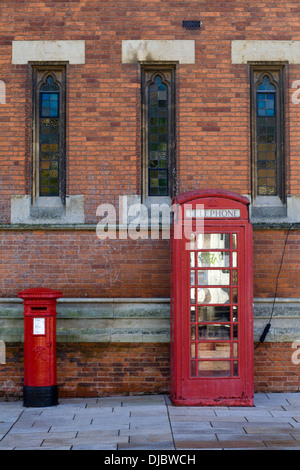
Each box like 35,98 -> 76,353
256,74 -> 277,196
251,67 -> 285,205
148,75 -> 169,196
142,66 -> 176,200
32,66 -> 66,203
39,75 -> 61,196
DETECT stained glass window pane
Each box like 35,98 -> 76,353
39,76 -> 60,197
148,75 -> 168,196
257,75 -> 276,91
256,76 -> 277,196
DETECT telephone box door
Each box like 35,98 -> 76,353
170,190 -> 253,406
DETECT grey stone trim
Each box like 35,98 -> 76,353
0,297 -> 300,344
11,195 -> 85,225
254,298 -> 300,343
251,195 -> 300,225
6,192 -> 300,228
0,298 -> 170,343
244,194 -> 300,225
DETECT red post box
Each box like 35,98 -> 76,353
170,189 -> 253,406
18,287 -> 62,407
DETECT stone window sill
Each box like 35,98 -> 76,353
11,195 -> 84,225
251,195 -> 300,225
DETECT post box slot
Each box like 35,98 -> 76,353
31,307 -> 47,310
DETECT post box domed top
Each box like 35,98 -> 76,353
18,287 -> 63,300
173,189 -> 250,206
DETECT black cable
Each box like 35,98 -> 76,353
259,224 -> 293,343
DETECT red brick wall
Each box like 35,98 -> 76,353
1,0 -> 300,223
57,343 -> 170,397
0,344 -> 24,399
0,228 -> 299,299
253,228 -> 300,298
254,342 -> 300,393
0,230 -> 170,298
0,343 -> 171,399
1,342 -> 299,398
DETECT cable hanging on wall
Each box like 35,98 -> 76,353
259,224 -> 294,343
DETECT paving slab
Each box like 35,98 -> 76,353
243,423 -> 295,434
72,444 -> 117,450
1,393 -> 300,450
175,440 -> 268,449
118,441 -> 175,450
41,435 -> 129,448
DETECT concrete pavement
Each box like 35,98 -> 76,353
1,393 -> 300,450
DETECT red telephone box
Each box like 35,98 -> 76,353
170,189 -> 253,406
18,287 -> 62,407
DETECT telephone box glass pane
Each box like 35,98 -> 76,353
191,324 -> 196,340
233,306 -> 238,321
197,270 -> 207,285
232,233 -> 237,249
190,233 -> 195,250
198,361 -> 231,377
198,324 -> 231,340
233,288 -> 238,303
190,306 -> 196,322
197,233 -> 230,249
233,324 -> 238,339
197,252 -> 230,267
198,306 -> 230,322
197,287 -> 230,304
201,270 -> 230,286
197,342 -> 231,359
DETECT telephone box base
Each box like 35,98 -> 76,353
170,396 -> 253,407
23,385 -> 58,407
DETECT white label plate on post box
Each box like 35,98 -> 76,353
33,318 -> 45,335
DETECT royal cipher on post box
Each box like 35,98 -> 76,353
18,287 -> 62,407
170,189 -> 254,406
